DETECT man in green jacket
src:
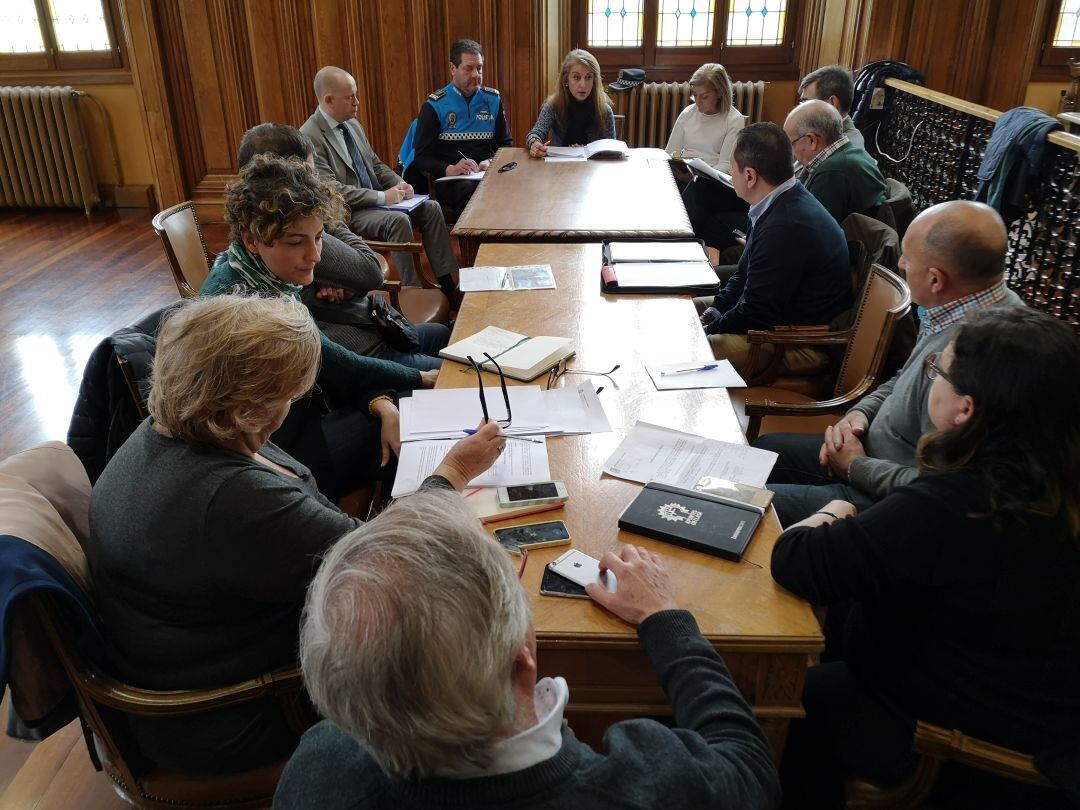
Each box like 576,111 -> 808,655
785,100 -> 888,224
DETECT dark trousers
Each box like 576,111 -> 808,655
683,177 -> 749,251
371,322 -> 450,371
752,431 -> 875,527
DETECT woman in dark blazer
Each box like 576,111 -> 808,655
772,308 -> 1080,809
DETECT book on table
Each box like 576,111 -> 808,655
618,480 -> 767,561
459,264 -> 556,292
545,139 -> 630,161
439,325 -> 575,381
600,261 -> 719,295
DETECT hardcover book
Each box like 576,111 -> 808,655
618,481 -> 764,561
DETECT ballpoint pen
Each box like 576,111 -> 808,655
660,364 -> 718,376
462,430 -> 544,443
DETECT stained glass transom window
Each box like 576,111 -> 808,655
50,0 -> 111,51
587,1 -> 645,47
725,0 -> 787,47
0,0 -> 45,54
1053,0 -> 1080,46
657,0 -> 716,47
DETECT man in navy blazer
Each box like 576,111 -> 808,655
694,123 -> 852,376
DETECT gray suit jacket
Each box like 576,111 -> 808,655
300,111 -> 401,210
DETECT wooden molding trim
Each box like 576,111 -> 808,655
0,69 -> 132,86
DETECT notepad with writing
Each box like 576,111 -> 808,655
618,481 -> 764,561
439,325 -> 574,381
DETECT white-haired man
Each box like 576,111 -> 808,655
274,490 -> 781,810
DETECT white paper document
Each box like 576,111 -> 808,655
544,155 -> 587,163
459,264 -> 557,292
607,241 -> 708,263
601,421 -> 777,488
646,360 -> 747,390
375,193 -> 429,212
400,385 -> 550,440
609,261 -> 719,289
391,437 -> 551,498
435,170 -> 485,182
686,157 -> 733,187
540,382 -> 613,435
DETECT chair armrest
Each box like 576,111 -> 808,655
743,377 -> 876,419
380,279 -> 402,310
746,326 -> 851,347
913,722 -> 1053,787
365,240 -> 423,254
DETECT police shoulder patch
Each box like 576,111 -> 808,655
480,86 -> 500,97
428,89 -> 446,101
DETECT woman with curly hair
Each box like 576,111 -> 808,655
88,294 -> 505,774
525,49 -> 614,157
201,153 -> 431,500
772,307 -> 1080,808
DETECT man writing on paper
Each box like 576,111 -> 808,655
754,201 -> 1024,527
784,100 -> 887,225
301,66 -> 459,299
400,38 -> 513,212
694,123 -> 852,377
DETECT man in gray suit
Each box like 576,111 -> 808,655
301,66 -> 459,299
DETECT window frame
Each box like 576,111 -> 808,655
0,0 -> 126,74
1033,0 -> 1080,81
574,0 -> 802,84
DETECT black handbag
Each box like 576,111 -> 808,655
369,294 -> 422,353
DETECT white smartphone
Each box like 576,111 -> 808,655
497,481 -> 568,508
549,549 -> 616,593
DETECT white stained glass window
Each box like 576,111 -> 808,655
657,0 -> 716,47
587,0 -> 645,47
1053,0 -> 1080,46
50,0 -> 112,52
0,0 -> 45,54
726,0 -> 787,47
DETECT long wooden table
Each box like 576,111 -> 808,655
450,147 -> 693,264
437,242 -> 823,760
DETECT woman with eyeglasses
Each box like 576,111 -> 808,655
771,308 -> 1080,808
88,294 -> 505,775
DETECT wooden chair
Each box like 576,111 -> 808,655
845,722 -> 1056,809
28,591 -> 312,809
365,237 -> 442,290
731,264 -> 911,441
151,201 -> 212,298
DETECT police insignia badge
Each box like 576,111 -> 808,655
447,112 -> 457,129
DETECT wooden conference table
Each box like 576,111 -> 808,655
436,242 -> 823,760
451,147 -> 694,264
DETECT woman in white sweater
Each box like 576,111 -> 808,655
669,63 -> 749,252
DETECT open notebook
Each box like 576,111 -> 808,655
545,139 -> 630,161
439,325 -> 574,381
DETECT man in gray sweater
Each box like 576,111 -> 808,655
274,490 -> 780,809
754,200 -> 1024,526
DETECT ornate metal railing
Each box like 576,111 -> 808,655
871,79 -> 1080,330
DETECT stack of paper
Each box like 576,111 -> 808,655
601,421 -> 777,488
645,360 -> 747,390
607,241 -> 708,263
459,264 -> 556,292
391,437 -> 551,498
376,193 -> 429,212
540,383 -> 612,435
400,386 -> 550,440
436,171 -> 485,182
686,157 -> 733,188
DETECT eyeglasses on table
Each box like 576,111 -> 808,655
467,352 -> 513,427
546,359 -> 620,393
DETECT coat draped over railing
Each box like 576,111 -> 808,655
869,79 -> 1079,330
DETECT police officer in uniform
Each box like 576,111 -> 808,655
403,38 -> 512,212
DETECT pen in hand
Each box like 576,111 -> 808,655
462,429 -> 543,443
660,364 -> 718,376
457,150 -> 479,173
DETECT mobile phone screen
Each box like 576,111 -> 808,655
539,565 -> 588,598
504,482 -> 560,502
494,520 -> 570,550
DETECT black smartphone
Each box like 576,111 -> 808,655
493,520 -> 571,554
539,564 -> 588,599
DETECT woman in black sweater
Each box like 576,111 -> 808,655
771,308 -> 1080,809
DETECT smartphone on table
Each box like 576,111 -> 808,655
494,520 -> 571,554
549,549 -> 616,593
497,481 -> 568,508
539,564 -> 589,599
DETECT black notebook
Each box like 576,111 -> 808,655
618,481 -> 765,561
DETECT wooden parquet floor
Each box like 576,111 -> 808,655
0,209 -> 207,808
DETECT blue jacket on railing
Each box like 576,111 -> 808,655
976,106 -> 1061,225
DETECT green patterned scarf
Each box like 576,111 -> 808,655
227,241 -> 303,299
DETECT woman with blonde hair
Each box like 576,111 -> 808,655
526,49 -> 615,157
669,63 -> 749,253
88,294 -> 505,775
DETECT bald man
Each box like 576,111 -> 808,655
784,100 -> 887,224
300,66 -> 459,297
754,200 -> 1026,526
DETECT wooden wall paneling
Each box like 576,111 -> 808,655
982,0 -> 1050,110
115,0 -> 184,208
906,0 -> 992,101
155,0 -> 204,198
853,0 -> 913,70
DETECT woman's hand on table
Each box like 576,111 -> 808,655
434,420 -> 506,490
528,140 -> 548,158
420,369 -> 439,389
